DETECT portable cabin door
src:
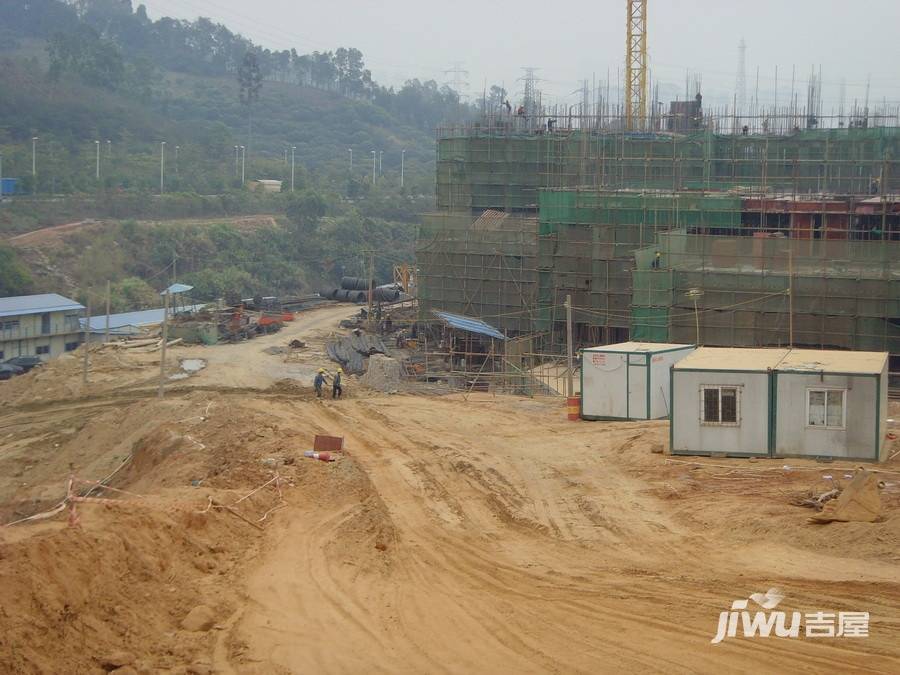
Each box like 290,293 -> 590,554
627,354 -> 649,420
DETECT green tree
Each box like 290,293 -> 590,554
285,190 -> 326,236
237,51 -> 263,158
0,245 -> 33,295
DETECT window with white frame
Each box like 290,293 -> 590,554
701,386 -> 740,425
807,388 -> 846,429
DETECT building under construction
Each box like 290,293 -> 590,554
417,114 -> 899,372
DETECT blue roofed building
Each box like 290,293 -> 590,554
0,293 -> 85,361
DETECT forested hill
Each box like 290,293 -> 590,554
0,0 -> 472,194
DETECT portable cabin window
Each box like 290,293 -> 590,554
700,386 -> 740,425
806,389 -> 846,429
35,345 -> 50,355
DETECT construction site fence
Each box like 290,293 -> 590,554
407,347 -> 575,397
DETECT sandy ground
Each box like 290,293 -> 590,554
1,305 -> 898,674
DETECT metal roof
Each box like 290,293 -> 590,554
675,347 -> 888,374
432,310 -> 506,340
0,293 -> 84,318
81,304 -> 207,332
776,349 -> 887,375
674,347 -> 791,372
161,283 -> 194,295
584,341 -> 693,353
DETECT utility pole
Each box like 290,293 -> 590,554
400,149 -> 405,188
94,140 -> 100,181
158,291 -> 170,398
82,297 -> 91,386
366,249 -> 375,330
290,145 -> 296,192
104,280 -> 111,343
788,243 -> 794,347
240,145 -> 246,184
159,141 -> 166,195
565,295 -> 574,397
31,136 -> 37,193
371,150 -> 376,184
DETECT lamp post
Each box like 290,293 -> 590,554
159,141 -> 166,195
234,145 -> 239,177
348,148 -> 353,171
371,150 -> 376,184
685,288 -> 704,346
290,145 -> 296,192
94,140 -> 100,181
106,139 -> 111,158
240,145 -> 245,184
378,150 -> 383,174
31,137 -> 37,193
400,149 -> 405,188
174,145 -> 180,177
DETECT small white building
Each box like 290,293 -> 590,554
581,342 -> 695,420
249,179 -> 283,193
671,347 -> 889,461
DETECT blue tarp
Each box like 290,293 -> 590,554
432,310 -> 506,340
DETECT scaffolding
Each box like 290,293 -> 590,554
436,124 -> 900,212
418,188 -> 899,359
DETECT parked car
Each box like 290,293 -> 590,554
4,356 -> 43,372
0,363 -> 24,380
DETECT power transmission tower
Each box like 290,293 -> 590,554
624,0 -> 648,130
444,61 -> 469,100
520,67 -> 540,119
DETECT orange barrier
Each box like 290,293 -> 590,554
567,396 -> 581,421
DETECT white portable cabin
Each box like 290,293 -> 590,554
671,347 -> 889,461
581,342 -> 695,420
671,348 -> 787,457
773,349 -> 888,461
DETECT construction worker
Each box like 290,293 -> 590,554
314,368 -> 326,398
332,368 -> 343,399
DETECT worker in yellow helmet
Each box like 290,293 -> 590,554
332,367 -> 343,400
313,368 -> 326,398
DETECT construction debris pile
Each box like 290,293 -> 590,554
326,332 -> 388,374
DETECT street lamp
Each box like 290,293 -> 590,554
378,150 -> 383,174
234,145 -> 239,177
400,149 -> 405,188
348,148 -> 353,171
175,145 -> 180,177
240,145 -> 245,184
685,288 -> 704,346
371,150 -> 376,184
31,137 -> 38,193
290,145 -> 296,192
106,139 -> 111,158
95,140 -> 100,180
160,141 -> 166,195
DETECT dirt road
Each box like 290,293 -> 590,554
1,306 -> 898,673
223,396 -> 900,674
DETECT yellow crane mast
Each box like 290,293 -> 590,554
624,0 -> 648,130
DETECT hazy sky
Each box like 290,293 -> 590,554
141,0 -> 899,110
